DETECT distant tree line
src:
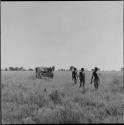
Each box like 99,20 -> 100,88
3,67 -> 34,71
3,66 -> 56,71
9,67 -> 25,71
58,69 -> 69,71
3,66 -> 123,72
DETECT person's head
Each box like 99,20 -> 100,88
74,68 -> 77,71
94,67 -> 99,72
81,68 -> 84,72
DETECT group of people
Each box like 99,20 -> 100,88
72,67 -> 100,89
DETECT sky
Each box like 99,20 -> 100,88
1,1 -> 123,70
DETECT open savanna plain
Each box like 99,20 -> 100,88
2,70 -> 124,124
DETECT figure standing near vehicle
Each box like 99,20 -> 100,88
90,67 -> 100,89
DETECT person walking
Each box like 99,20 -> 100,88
79,68 -> 86,88
90,67 -> 100,89
72,68 -> 78,84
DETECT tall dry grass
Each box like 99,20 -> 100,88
2,71 -> 124,124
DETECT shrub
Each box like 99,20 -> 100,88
48,89 -> 62,104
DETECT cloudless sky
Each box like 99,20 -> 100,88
1,1 -> 123,70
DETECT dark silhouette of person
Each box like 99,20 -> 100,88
35,67 -> 39,78
90,67 -> 100,89
72,68 -> 78,84
79,68 -> 85,88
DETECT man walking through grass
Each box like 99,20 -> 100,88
90,67 -> 100,89
72,68 -> 78,84
79,68 -> 85,88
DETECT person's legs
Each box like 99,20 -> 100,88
74,78 -> 77,84
94,79 -> 98,89
96,80 -> 99,89
73,78 -> 75,84
37,72 -> 39,79
80,79 -> 82,87
82,80 -> 85,88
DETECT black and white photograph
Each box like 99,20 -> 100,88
1,1 -> 124,124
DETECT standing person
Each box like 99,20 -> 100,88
79,68 -> 86,88
72,68 -> 78,84
90,67 -> 100,89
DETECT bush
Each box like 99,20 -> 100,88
48,89 -> 62,104
32,103 -> 82,124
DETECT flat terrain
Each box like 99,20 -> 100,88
2,71 -> 124,124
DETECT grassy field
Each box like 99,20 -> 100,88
2,70 -> 124,124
